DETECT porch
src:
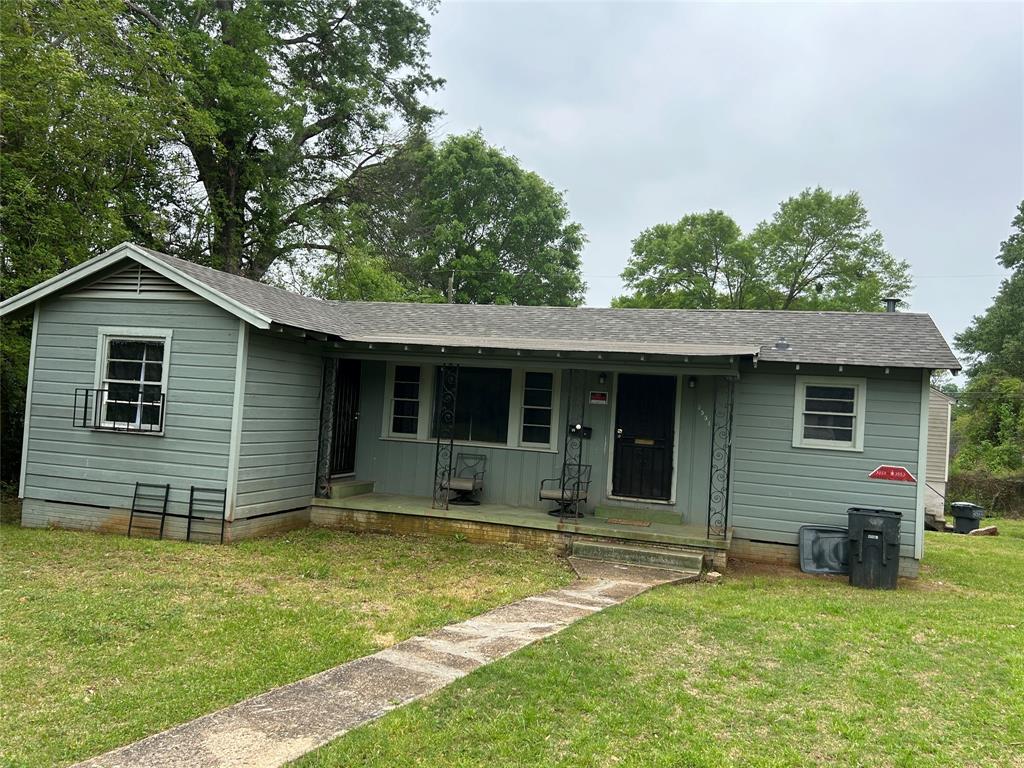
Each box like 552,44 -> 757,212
310,491 -> 732,569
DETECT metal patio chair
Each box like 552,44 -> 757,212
441,453 -> 487,505
540,463 -> 592,518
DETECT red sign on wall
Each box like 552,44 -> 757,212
868,465 -> 917,483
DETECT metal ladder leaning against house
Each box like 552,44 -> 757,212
127,482 -> 226,543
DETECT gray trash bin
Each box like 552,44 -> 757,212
950,502 -> 985,534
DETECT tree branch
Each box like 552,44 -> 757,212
124,1 -> 164,30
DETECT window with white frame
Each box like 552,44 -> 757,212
389,365 -> 422,435
96,330 -> 171,431
792,377 -> 866,451
383,363 -> 559,450
521,371 -> 554,445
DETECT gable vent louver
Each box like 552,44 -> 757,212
74,263 -> 191,297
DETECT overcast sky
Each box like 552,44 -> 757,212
423,0 -> 1023,349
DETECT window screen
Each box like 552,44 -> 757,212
436,367 -> 512,444
802,385 -> 856,443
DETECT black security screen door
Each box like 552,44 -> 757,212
330,359 -> 361,476
612,374 -> 677,500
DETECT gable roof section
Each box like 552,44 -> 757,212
0,243 -> 273,327
0,242 -> 345,335
0,242 -> 961,371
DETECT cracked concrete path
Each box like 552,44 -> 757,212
74,558 -> 695,768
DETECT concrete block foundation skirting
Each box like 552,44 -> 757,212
20,498 -> 309,543
730,537 -> 920,578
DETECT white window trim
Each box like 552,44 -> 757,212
380,361 -> 561,452
792,375 -> 866,452
93,327 -> 173,434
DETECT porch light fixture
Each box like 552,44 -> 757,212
688,376 -> 697,389
598,372 -> 607,385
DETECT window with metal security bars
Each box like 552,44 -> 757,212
792,377 -> 866,451
86,329 -> 172,433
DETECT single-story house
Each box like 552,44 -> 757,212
0,243 -> 961,575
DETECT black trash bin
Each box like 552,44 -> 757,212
847,507 -> 902,589
950,502 -> 985,534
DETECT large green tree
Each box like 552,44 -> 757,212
956,200 -> 1024,379
310,131 -> 587,306
615,188 -> 912,311
131,0 -> 442,278
951,201 -> 1024,476
1,0 -> 176,490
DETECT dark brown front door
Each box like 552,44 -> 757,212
330,360 -> 360,476
612,374 -> 676,500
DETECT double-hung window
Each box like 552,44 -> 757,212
96,329 -> 171,432
792,376 -> 866,451
389,365 -> 422,436
521,371 -> 554,446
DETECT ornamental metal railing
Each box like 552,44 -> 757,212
73,387 -> 166,433
706,377 -> 735,539
432,364 -> 459,509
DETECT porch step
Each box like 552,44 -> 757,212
330,479 -> 375,499
570,540 -> 705,575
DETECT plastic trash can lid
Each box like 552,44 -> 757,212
847,507 -> 902,518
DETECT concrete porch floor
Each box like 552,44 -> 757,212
313,492 -> 732,552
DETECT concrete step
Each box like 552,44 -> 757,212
330,479 -> 375,499
570,540 -> 705,574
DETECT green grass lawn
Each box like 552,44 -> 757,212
0,523 -> 572,768
295,521 -> 1024,768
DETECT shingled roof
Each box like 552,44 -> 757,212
0,243 -> 961,371
332,302 -> 961,370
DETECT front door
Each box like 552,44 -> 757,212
330,359 -> 360,476
612,374 -> 676,500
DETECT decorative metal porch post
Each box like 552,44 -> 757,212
315,358 -> 338,498
432,364 -> 459,510
550,368 -> 587,518
706,376 -> 735,539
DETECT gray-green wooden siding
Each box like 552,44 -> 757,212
730,363 -> 923,558
23,295 -> 239,518
234,331 -> 323,518
350,359 -> 719,523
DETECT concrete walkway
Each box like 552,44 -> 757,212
76,559 -> 694,768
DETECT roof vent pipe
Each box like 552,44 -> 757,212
774,337 -> 791,351
883,297 -> 900,313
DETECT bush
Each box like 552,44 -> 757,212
947,471 -> 1024,518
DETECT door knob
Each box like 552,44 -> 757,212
615,428 -> 623,436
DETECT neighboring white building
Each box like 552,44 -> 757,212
925,387 -> 955,525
